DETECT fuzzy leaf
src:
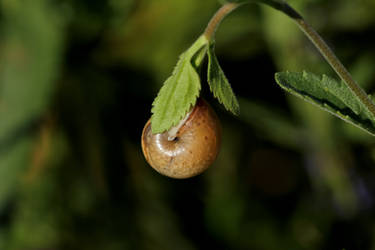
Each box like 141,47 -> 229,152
207,43 -> 240,115
275,71 -> 375,135
151,35 -> 208,134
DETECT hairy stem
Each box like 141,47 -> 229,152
258,0 -> 375,118
293,18 -> 375,116
204,2 -> 241,41
263,0 -> 375,117
204,0 -> 375,118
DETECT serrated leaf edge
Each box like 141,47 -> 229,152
150,36 -> 209,134
275,71 -> 375,136
207,42 -> 240,115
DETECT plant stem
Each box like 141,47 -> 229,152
256,0 -> 375,118
204,2 -> 241,41
286,6 -> 375,117
204,0 -> 375,118
293,18 -> 375,117
223,0 -> 375,118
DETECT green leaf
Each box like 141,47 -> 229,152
207,42 -> 240,115
275,71 -> 375,136
151,35 -> 209,134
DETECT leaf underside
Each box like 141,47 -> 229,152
275,71 -> 375,136
151,35 -> 208,134
207,43 -> 240,115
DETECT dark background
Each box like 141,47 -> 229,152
1,0 -> 375,249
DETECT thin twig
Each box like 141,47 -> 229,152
204,2 -> 241,41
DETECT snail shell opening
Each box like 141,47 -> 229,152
141,98 -> 221,179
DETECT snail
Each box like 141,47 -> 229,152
141,98 -> 221,179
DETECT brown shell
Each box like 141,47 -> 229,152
141,98 -> 221,179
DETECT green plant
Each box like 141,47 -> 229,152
142,0 -> 375,178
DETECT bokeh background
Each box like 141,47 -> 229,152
1,0 -> 375,249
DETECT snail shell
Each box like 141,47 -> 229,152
141,98 -> 221,179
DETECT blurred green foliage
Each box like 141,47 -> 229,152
1,0 -> 375,249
